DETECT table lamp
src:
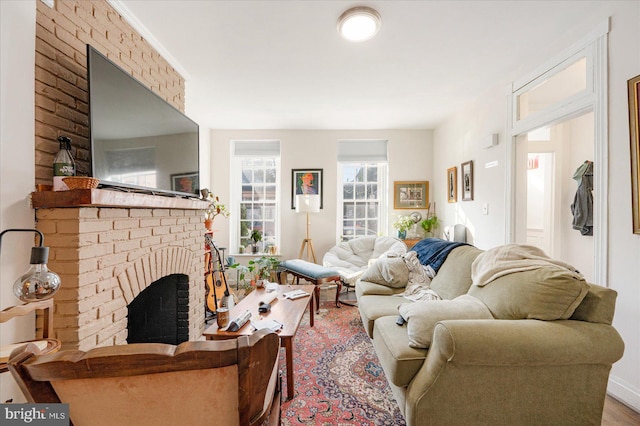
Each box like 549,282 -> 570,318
295,194 -> 320,263
0,228 -> 61,302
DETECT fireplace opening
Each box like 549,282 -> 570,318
127,273 -> 189,345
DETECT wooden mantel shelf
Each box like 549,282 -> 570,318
32,189 -> 209,210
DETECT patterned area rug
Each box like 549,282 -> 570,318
280,300 -> 406,425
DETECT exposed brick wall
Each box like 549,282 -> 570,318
35,207 -> 205,350
35,0 -> 185,184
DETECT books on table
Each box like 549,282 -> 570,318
283,289 -> 309,300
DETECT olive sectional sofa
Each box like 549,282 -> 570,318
356,241 -> 625,426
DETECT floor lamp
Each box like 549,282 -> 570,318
296,194 -> 320,263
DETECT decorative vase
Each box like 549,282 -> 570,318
398,230 -> 407,240
204,219 -> 213,231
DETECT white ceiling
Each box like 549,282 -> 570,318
115,0 -> 602,130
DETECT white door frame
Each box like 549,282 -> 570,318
505,19 -> 609,285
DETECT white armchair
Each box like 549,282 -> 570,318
322,236 -> 407,285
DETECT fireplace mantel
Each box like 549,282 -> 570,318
32,189 -> 208,210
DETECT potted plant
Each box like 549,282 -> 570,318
420,215 -> 440,236
201,188 -> 230,231
393,215 -> 414,240
250,229 -> 262,253
420,203 -> 439,237
248,256 -> 280,287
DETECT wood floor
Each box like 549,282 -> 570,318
602,395 -> 640,425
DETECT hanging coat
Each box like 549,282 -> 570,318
570,161 -> 593,236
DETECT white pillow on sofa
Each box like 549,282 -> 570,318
398,295 -> 494,349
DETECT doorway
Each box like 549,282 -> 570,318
514,112 -> 594,281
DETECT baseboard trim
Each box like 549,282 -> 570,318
608,376 -> 640,413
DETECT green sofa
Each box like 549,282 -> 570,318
356,244 -> 625,426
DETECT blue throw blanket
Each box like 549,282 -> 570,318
410,238 -> 468,273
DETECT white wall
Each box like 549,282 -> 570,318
208,129 -> 432,262
0,0 -> 37,403
433,84 -> 508,248
433,2 -> 640,410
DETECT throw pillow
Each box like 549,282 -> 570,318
430,246 -> 484,300
360,255 -> 409,288
398,295 -> 494,349
467,267 -> 589,320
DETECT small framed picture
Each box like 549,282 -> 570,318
171,171 -> 199,194
461,161 -> 474,201
447,167 -> 457,203
291,169 -> 323,209
394,181 -> 429,209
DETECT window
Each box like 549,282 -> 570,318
230,141 -> 280,253
337,140 -> 388,242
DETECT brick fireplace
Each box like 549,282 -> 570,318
32,189 -> 208,351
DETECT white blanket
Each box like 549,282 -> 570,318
471,244 -> 583,287
396,251 -> 440,302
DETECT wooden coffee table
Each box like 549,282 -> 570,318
203,284 -> 315,400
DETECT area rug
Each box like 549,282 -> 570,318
280,300 -> 406,425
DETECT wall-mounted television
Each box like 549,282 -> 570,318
87,45 -> 199,197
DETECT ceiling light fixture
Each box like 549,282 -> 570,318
337,6 -> 381,42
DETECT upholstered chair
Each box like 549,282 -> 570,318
9,330 -> 280,426
323,236 -> 407,285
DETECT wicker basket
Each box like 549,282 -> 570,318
62,176 -> 100,189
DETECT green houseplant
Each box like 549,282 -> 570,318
420,215 -> 440,235
250,229 -> 263,253
249,256 -> 280,283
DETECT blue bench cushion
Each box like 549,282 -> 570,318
280,259 -> 340,279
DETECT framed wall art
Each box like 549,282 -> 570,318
394,181 -> 429,209
629,74 -> 640,234
291,169 -> 323,209
171,171 -> 199,194
461,161 -> 474,201
447,167 -> 457,203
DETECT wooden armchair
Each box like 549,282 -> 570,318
8,329 -> 280,426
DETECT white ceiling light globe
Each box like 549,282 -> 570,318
337,7 -> 381,42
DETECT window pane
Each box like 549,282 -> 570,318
355,184 -> 366,200
343,183 -> 354,200
344,203 -> 354,218
254,169 -> 264,183
265,169 -> 276,183
517,57 -> 587,120
263,221 -> 275,237
263,204 -> 276,220
241,185 -> 252,201
367,183 -> 377,199
264,185 -> 276,201
367,202 -> 378,217
367,166 -> 377,181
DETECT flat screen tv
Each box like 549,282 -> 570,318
87,45 -> 199,197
